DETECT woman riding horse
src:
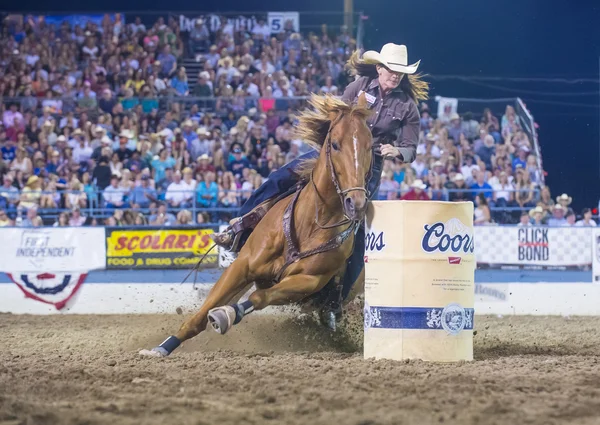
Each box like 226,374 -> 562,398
212,43 -> 429,329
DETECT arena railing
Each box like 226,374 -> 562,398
1,95 -> 312,120
1,188 -> 541,226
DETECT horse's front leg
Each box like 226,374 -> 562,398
205,273 -> 326,334
140,255 -> 251,357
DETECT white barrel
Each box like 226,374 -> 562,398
363,201 -> 475,362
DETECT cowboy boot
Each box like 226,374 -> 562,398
210,218 -> 240,252
210,203 -> 271,253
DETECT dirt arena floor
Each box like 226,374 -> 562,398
1,312 -> 600,425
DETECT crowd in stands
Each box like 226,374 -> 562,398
0,14 -> 594,228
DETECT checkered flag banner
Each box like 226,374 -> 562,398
475,226 -> 592,270
592,229 -> 600,282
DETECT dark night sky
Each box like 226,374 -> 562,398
8,0 -> 600,210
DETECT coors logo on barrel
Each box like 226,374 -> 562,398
421,218 -> 474,254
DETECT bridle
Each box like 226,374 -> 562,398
310,112 -> 369,230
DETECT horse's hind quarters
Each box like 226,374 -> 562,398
208,306 -> 237,335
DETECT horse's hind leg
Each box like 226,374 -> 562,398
139,257 -> 250,357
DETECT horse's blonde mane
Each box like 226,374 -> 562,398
293,94 -> 370,180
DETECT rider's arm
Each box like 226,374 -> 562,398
393,100 -> 420,163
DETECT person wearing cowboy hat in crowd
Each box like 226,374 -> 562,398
19,175 -> 42,210
556,193 -> 573,209
575,208 -> 597,227
401,179 -> 430,201
528,205 -> 545,226
115,131 -> 134,161
445,173 -> 472,202
195,153 -> 215,174
547,204 -> 567,227
211,43 -> 428,329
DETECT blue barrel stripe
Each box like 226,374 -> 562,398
365,305 -> 474,334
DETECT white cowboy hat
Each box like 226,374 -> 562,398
556,193 -> 572,205
362,43 -> 421,74
453,173 -> 465,182
411,179 -> 427,190
529,206 -> 544,218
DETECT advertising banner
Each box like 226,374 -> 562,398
475,226 -> 592,270
591,228 -> 600,283
0,227 -> 106,310
105,227 -> 216,269
177,12 -> 299,33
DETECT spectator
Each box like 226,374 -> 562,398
556,193 -> 573,210
564,209 -> 576,226
157,45 -> 177,78
228,145 -> 250,175
492,171 -> 515,221
171,67 -> 189,96
165,170 -> 192,209
197,171 -> 218,208
401,179 -> 430,201
446,173 -> 471,202
461,112 -> 480,140
66,179 -> 87,209
131,175 -> 158,208
149,202 -> 176,226
93,155 -> 112,190
20,175 -> 42,210
176,209 -> 193,225
447,113 -> 464,144
547,204 -> 567,227
512,146 -> 529,171
474,193 -> 491,225
188,19 -> 210,57
470,171 -> 493,201
529,206 -> 545,226
575,208 -> 597,227
518,211 -> 531,226
53,212 -> 69,227
103,175 -> 129,209
68,206 -> 86,226
0,174 -> 19,211
428,174 -> 448,201
152,149 -> 176,183
19,206 -> 41,227
475,135 -> 495,171
538,186 -> 554,219
193,72 -> 213,97
0,209 -> 11,227
514,168 -> 536,213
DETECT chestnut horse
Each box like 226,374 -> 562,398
140,94 -> 373,357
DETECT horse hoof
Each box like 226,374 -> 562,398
319,310 -> 337,332
139,348 -> 168,358
208,306 -> 236,335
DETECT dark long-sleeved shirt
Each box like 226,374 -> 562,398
341,76 -> 420,163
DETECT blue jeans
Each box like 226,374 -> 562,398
239,150 -> 383,306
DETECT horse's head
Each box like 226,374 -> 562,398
322,94 -> 372,221
295,94 -> 373,221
